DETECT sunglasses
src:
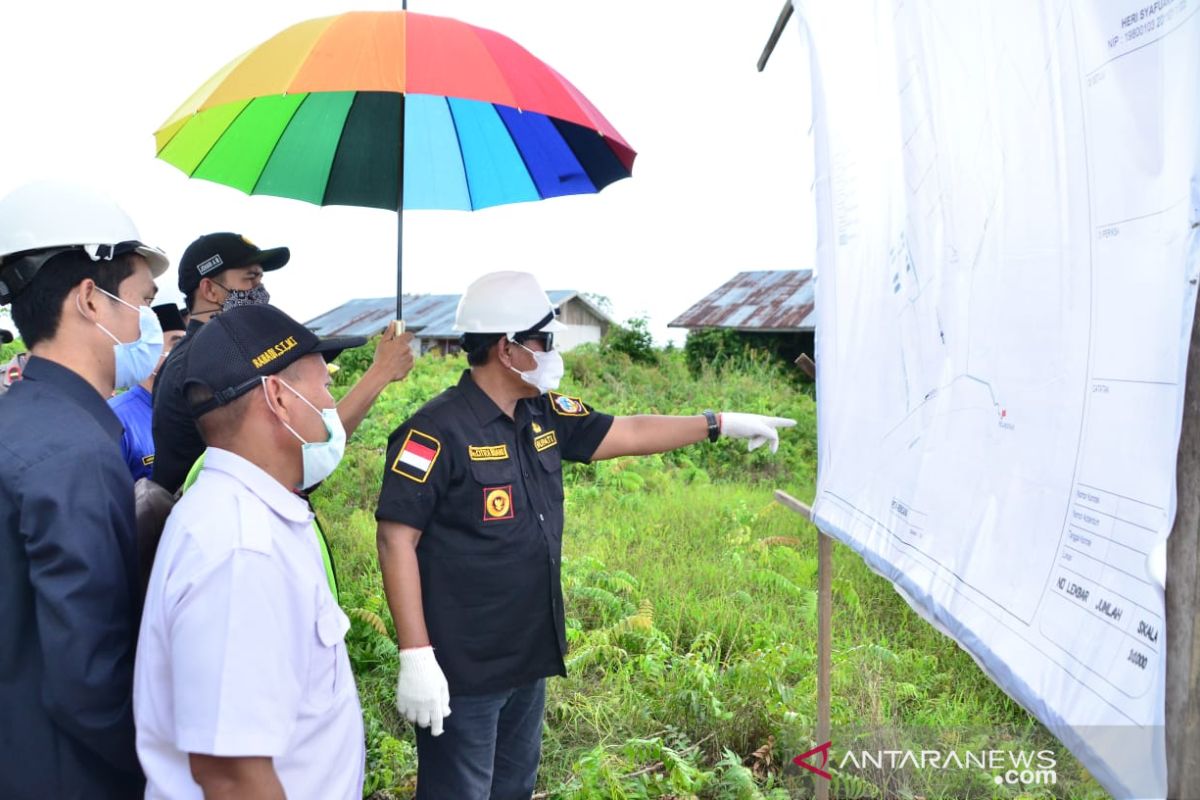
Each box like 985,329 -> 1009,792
513,332 -> 554,352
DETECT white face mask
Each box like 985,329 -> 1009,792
509,341 -> 564,394
263,377 -> 346,490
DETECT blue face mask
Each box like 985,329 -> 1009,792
83,288 -> 164,390
264,377 -> 347,490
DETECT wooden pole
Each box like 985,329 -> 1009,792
795,353 -> 816,380
815,528 -> 831,800
1167,288 -> 1200,799
775,490 -> 831,800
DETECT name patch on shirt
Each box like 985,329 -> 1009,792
252,336 -> 298,369
533,431 -> 558,452
549,391 -> 589,417
482,485 -> 514,521
391,429 -> 442,483
141,454 -> 155,466
468,444 -> 509,461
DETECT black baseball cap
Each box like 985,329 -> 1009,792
184,304 -> 366,417
152,303 -> 186,334
178,232 -> 289,295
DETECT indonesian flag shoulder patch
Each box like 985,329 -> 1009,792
391,428 -> 442,483
548,391 -> 589,417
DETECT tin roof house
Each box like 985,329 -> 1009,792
306,290 -> 613,355
668,269 -> 816,364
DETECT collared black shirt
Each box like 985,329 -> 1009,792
0,357 -> 143,798
151,318 -> 205,492
376,370 -> 613,695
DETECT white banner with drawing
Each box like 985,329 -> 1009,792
801,0 -> 1199,796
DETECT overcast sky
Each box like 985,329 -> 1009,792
0,0 -> 814,344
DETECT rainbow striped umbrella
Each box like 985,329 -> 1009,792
154,9 -> 636,317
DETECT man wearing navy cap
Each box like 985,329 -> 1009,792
108,303 -> 186,481
151,232 -> 415,493
135,304 -> 368,800
150,232 -> 289,491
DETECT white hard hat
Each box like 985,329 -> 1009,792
453,271 -> 567,335
0,180 -> 169,303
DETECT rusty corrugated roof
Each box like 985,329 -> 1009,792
304,294 -> 452,338
668,270 -> 815,332
305,291 -> 600,338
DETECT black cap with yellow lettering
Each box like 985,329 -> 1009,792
184,304 -> 366,416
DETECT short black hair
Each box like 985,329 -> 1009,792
189,382 -> 255,443
461,333 -> 503,366
184,287 -> 199,313
9,250 -> 137,348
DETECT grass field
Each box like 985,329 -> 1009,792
1,330 -> 1110,798
310,338 -> 1110,800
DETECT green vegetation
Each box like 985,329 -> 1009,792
313,341 -> 1106,799
602,317 -> 658,365
1,336 -> 23,364
683,328 -> 809,380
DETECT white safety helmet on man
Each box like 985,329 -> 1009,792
453,271 -> 567,340
0,180 -> 169,305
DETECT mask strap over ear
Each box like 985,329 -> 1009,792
262,375 -> 321,445
76,286 -> 121,345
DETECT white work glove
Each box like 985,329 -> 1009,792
719,412 -> 797,453
396,646 -> 452,736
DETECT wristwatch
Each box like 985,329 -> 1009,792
703,410 -> 720,443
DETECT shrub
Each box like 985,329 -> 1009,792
684,328 -> 754,375
603,317 -> 658,364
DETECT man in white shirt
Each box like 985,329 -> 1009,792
135,304 -> 379,799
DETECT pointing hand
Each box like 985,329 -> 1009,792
719,412 -> 797,453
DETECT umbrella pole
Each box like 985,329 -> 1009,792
396,91 -> 406,321
396,207 -> 404,320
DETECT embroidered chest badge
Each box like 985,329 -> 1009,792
482,485 -> 514,521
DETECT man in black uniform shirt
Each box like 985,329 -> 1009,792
0,180 -> 169,799
152,232 -> 414,492
151,232 -> 290,491
375,271 -> 795,800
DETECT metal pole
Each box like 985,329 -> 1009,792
757,0 -> 794,72
1167,284 -> 1200,799
774,490 -> 831,800
396,91 -> 405,321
